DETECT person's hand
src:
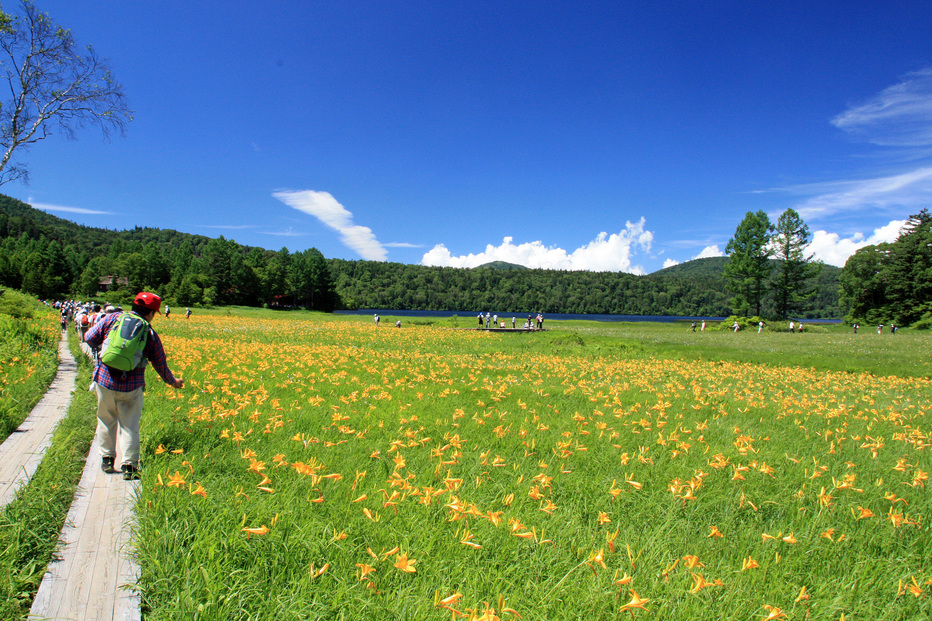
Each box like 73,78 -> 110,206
173,377 -> 184,389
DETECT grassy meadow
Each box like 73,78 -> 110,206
136,310 -> 932,620
0,302 -> 59,440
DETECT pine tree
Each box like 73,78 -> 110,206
723,211 -> 773,317
771,208 -> 821,319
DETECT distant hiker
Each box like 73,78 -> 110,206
732,320 -> 739,332
486,312 -> 491,328
537,314 -> 544,330
83,292 -> 184,481
891,323 -> 897,334
493,314 -> 498,326
185,307 -> 192,319
853,323 -> 858,334
877,324 -> 883,334
789,321 -> 794,332
758,321 -> 764,333
478,313 -> 483,327
512,317 -> 516,329
396,320 -> 401,328
798,322 -> 803,333
164,304 -> 170,319
701,320 -> 706,332
690,321 -> 697,332
374,314 -> 380,326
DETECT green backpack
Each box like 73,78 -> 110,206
100,312 -> 150,372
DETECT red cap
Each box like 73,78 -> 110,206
134,292 -> 162,313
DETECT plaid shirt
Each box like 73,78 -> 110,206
84,311 -> 178,392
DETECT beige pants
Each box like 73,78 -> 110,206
94,384 -> 144,466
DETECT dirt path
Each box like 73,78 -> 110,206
0,332 -> 141,621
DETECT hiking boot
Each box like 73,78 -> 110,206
121,463 -> 140,481
101,456 -> 116,473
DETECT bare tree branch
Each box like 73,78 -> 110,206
0,0 -> 132,185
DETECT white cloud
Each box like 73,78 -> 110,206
694,245 -> 724,259
30,202 -> 111,215
384,242 -> 423,248
832,68 -> 932,147
421,219 -> 653,274
663,258 -> 680,268
272,190 -> 387,261
806,219 -> 905,267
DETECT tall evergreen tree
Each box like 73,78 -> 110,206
884,209 -> 932,325
723,210 -> 773,317
771,208 -> 821,319
839,244 -> 889,323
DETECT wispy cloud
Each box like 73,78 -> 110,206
421,219 -> 654,274
832,68 -> 932,147
272,190 -> 387,261
197,224 -> 257,230
763,69 -> 932,228
31,202 -> 111,215
384,242 -> 424,248
789,167 -> 932,220
261,227 -> 304,237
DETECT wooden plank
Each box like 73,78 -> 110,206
30,444 -> 141,621
28,335 -> 141,621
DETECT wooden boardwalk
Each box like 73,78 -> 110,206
28,446 -> 140,621
0,332 -> 140,621
0,334 -> 77,508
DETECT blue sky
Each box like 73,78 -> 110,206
6,1 -> 932,273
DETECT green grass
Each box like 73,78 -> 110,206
548,319 -> 932,377
0,306 -> 60,440
0,329 -> 98,620
128,310 -> 932,620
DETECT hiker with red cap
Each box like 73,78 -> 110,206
83,292 -> 184,480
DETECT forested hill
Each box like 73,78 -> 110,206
0,194 -> 842,317
327,258 -> 841,318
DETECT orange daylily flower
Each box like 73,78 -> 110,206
587,549 -> 607,571
742,557 -> 759,571
166,471 -> 187,487
189,482 -> 207,498
355,563 -> 375,580
394,553 -> 417,573
762,604 -> 787,620
613,570 -> 633,586
241,525 -> 269,538
688,572 -> 717,593
619,590 -> 650,613
708,525 -> 724,538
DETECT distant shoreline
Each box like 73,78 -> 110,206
335,309 -> 843,324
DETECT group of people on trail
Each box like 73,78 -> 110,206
476,312 -> 545,330
53,293 -> 186,481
